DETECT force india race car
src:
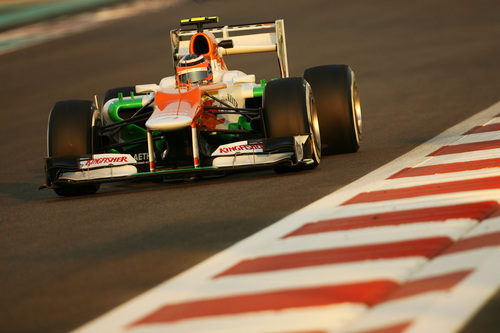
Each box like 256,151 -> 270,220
42,16 -> 362,196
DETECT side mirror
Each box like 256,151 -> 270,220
136,84 -> 159,93
218,39 -> 234,49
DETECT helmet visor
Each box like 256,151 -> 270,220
178,68 -> 211,85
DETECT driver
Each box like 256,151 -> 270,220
176,54 -> 213,88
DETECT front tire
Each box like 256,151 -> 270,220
304,65 -> 362,155
47,100 -> 100,196
262,77 -> 321,170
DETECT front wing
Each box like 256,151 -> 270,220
41,135 -> 315,189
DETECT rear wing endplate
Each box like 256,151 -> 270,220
170,19 -> 289,78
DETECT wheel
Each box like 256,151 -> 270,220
103,86 -> 138,105
47,100 -> 100,196
304,65 -> 362,155
262,77 -> 321,170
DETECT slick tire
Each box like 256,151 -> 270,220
263,77 -> 321,171
304,65 -> 362,155
47,100 -> 100,196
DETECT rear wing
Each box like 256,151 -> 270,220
170,19 -> 289,78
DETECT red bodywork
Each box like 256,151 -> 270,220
148,83 -> 228,131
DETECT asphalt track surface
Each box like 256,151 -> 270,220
1,0 -> 500,332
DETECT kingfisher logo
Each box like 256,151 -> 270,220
84,156 -> 128,166
80,154 -> 136,169
212,141 -> 263,156
218,144 -> 263,154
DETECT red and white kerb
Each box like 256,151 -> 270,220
75,102 -> 500,333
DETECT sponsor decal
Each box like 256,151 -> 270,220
133,153 -> 150,162
80,154 -> 136,169
221,94 -> 238,108
84,156 -> 128,167
133,152 -> 162,162
212,141 -> 263,156
219,144 -> 263,154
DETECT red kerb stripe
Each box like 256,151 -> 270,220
490,208 -> 500,218
428,140 -> 500,156
343,175 -> 500,205
389,158 -> 500,179
383,269 -> 472,302
283,201 -> 498,238
442,231 -> 500,255
129,280 -> 398,326
464,123 -> 500,134
353,322 -> 413,333
214,237 -> 451,278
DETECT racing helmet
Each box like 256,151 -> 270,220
176,54 -> 213,87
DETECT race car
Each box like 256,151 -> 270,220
42,16 -> 362,196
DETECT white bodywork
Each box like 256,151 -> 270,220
59,154 -> 138,181
212,153 -> 293,168
211,141 -> 264,157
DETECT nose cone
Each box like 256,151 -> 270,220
146,88 -> 201,131
146,105 -> 193,131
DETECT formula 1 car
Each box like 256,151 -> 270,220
42,16 -> 362,196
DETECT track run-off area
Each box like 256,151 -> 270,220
1,0 -> 500,332
75,102 -> 500,332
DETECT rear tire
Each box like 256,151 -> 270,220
263,77 -> 321,171
47,100 -> 100,196
304,65 -> 362,155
